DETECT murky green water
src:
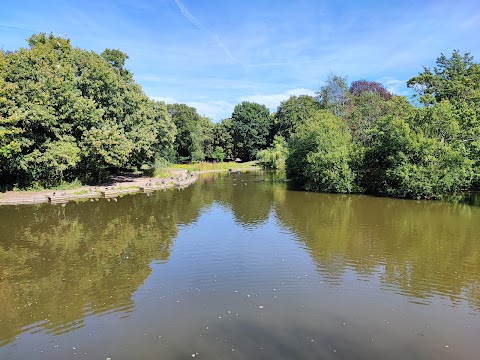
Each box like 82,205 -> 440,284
1,172 -> 479,359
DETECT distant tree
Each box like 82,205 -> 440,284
231,102 -> 272,161
167,104 -> 213,161
212,146 -> 225,162
274,95 -> 321,140
200,116 -> 215,159
349,79 -> 392,100
213,118 -> 235,160
256,135 -> 288,170
316,74 -> 351,118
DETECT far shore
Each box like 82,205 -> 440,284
0,167 -> 259,206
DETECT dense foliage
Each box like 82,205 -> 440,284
286,111 -> 356,193
1,34 -> 478,200
287,51 -> 480,199
273,95 -> 321,141
231,101 -> 272,161
167,103 -> 214,162
256,135 -> 288,170
0,34 -> 175,187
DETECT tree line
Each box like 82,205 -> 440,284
1,34 -> 479,199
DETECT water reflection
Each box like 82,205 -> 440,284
0,185 -> 213,346
1,171 -> 480,358
274,190 -> 480,310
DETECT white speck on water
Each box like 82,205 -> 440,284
259,306 -> 264,309
445,345 -> 449,348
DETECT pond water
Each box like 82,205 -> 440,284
1,171 -> 479,359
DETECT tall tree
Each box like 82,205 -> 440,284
0,33 -> 176,187
274,95 -> 321,140
231,102 -> 272,161
213,118 -> 234,160
407,50 -> 480,107
349,79 -> 392,100
407,50 -> 480,186
316,74 -> 351,118
167,103 -> 212,161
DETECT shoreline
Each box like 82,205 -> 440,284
0,167 -> 259,206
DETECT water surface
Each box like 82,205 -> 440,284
1,172 -> 479,359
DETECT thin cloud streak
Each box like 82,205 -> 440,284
173,0 -> 234,60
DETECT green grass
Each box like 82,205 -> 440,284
153,169 -> 172,178
73,189 -> 89,195
52,179 -> 84,190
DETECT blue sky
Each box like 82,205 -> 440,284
1,0 -> 479,121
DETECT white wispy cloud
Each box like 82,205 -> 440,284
150,88 -> 317,121
377,77 -> 410,96
151,96 -> 178,103
186,100 -> 235,121
173,0 -> 234,60
150,95 -> 234,121
239,88 -> 316,110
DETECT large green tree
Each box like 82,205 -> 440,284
362,104 -> 475,199
0,33 -> 176,187
407,50 -> 480,186
167,103 -> 214,161
286,111 -> 356,193
274,95 -> 321,141
213,118 -> 235,161
231,101 -> 272,161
